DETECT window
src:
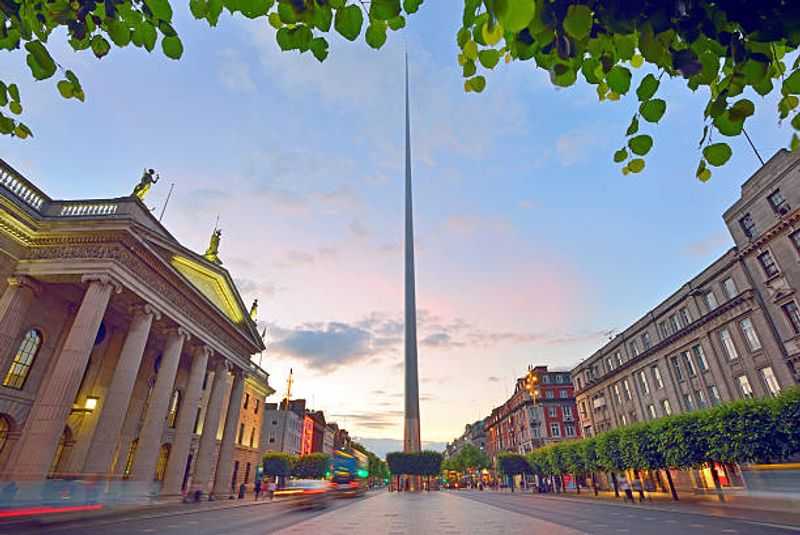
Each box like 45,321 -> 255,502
791,230 -> 800,253
565,423 -> 576,437
545,390 -> 554,399
614,351 -> 623,367
249,427 -> 256,447
630,341 -> 640,357
576,377 -> 582,390
3,329 -> 42,390
692,345 -> 708,371
671,356 -> 684,381
660,399 -> 672,416
722,277 -> 738,300
629,411 -> 638,423
651,366 -> 664,389
658,321 -> 669,339
612,384 -> 622,405
0,415 -> 8,454
193,407 -> 202,434
739,213 -> 757,239
681,351 -> 696,376
202,370 -> 209,390
758,251 -> 779,278
548,406 -> 558,417
705,291 -> 719,311
682,393 -> 695,411
637,370 -> 650,395
782,301 -> 800,334
579,402 -> 587,417
620,414 -> 628,426
268,434 -> 276,444
604,357 -> 613,374
669,315 -> 680,333
622,379 -> 632,401
254,400 -> 259,414
555,375 -> 563,384
708,385 -> 722,406
563,406 -> 573,419
154,443 -> 171,481
736,375 -> 754,398
559,390 -> 569,398
642,332 -> 651,350
646,404 -> 657,420
761,367 -> 781,396
167,390 -> 181,428
768,189 -> 790,215
543,375 -> 550,384
243,393 -> 249,410
694,389 -> 708,409
719,329 -> 739,360
740,318 -> 762,350
550,423 -> 561,437
679,307 -> 692,327
238,423 -> 245,444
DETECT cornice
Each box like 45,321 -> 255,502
737,206 -> 800,258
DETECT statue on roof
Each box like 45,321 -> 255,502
132,168 -> 159,200
250,299 -> 258,320
204,228 -> 222,265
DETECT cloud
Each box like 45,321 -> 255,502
349,219 -> 371,239
420,332 -> 461,348
274,250 -> 316,268
445,213 -> 513,237
555,124 -> 612,166
487,376 -> 502,383
683,231 -> 732,257
217,48 -> 255,94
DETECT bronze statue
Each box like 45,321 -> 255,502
249,299 -> 258,320
204,228 -> 222,265
133,168 -> 159,200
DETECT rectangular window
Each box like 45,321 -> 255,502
638,370 -> 650,395
255,399 -> 260,414
739,213 -> 757,239
761,367 -> 781,396
683,393 -> 695,411
768,189 -> 790,215
692,345 -> 708,371
576,377 -> 582,390
565,423 -> 576,437
546,390 -> 554,399
659,321 -> 669,339
782,301 -> 800,334
740,318 -> 762,350
647,404 -> 657,420
605,357 -> 613,373
660,399 -> 672,416
758,251 -> 779,278
671,356 -> 684,381
707,385 -> 722,406
669,315 -> 680,333
622,378 -> 632,401
736,375 -> 754,399
550,423 -> 561,437
642,332 -> 651,350
559,390 -> 569,398
612,384 -> 622,405
614,351 -> 623,367
720,328 -> 739,360
681,351 -> 697,376
548,406 -> 558,417
651,366 -> 664,389
543,375 -> 551,384
694,389 -> 708,409
722,277 -> 738,300
679,307 -> 692,327
249,427 -> 256,448
243,393 -> 249,409
563,406 -> 573,418
238,423 -> 245,444
619,414 -> 627,426
630,341 -> 640,357
555,375 -> 563,384
193,407 -> 203,434
705,291 -> 719,311
791,230 -> 800,253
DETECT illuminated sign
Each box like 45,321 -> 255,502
301,415 -> 314,456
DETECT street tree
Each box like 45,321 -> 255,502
291,452 -> 330,479
262,452 -> 295,486
3,0 -> 800,183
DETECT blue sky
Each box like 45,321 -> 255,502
0,2 -> 795,445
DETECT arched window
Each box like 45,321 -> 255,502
0,415 -> 9,453
167,390 -> 181,428
3,329 -> 42,389
155,443 -> 171,481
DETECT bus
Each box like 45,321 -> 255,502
330,448 -> 369,496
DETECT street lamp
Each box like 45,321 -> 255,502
525,369 -> 538,403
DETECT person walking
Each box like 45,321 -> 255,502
632,476 -> 645,504
268,479 -> 276,502
620,476 -> 634,503
254,479 -> 262,501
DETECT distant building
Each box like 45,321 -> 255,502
262,399 -> 305,455
444,419 -> 486,459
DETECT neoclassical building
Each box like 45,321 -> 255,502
0,159 -> 273,498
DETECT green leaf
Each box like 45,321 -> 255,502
478,49 -> 500,69
469,75 -> 486,92
370,0 -> 401,21
639,99 -> 666,123
628,158 -> 645,173
107,20 -> 132,47
8,101 -> 22,115
791,133 -> 800,153
497,0 -> 536,33
334,4 -> 363,41
779,96 -> 799,119
696,160 -> 711,182
24,41 -> 57,80
613,148 -> 628,163
549,63 -> 577,87
8,84 -> 19,103
402,0 -> 423,14
628,134 -> 653,156
563,4 -> 592,41
630,54 -> 643,68
625,116 -> 639,136
161,36 -> 183,59
713,111 -> 745,136
14,123 -> 32,139
606,66 -> 631,94
132,23 -> 158,51
636,74 -> 659,102
310,37 -> 329,62
268,12 -> 283,29
365,22 -> 387,49
784,70 -> 800,95
703,142 -> 732,166
57,80 -> 74,99
387,16 -> 405,30
144,0 -> 173,20
463,40 -> 478,61
728,99 -> 755,122
481,22 -> 503,46
91,35 -> 111,59
190,0 -> 208,18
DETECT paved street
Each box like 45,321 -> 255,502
3,490 -> 799,534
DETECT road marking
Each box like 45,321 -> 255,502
141,530 -> 155,533
690,524 -> 705,528
617,530 -> 629,533
721,530 -> 737,533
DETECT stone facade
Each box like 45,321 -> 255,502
262,400 -> 304,455
444,419 -> 487,460
572,150 -> 800,438
0,159 -> 273,499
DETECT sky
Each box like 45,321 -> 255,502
0,2 -> 796,451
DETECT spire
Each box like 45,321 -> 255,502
403,47 -> 421,454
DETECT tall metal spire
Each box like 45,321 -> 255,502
403,48 -> 421,454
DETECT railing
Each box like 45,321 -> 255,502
0,161 -> 48,210
58,202 -> 118,217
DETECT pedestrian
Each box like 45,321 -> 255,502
620,476 -> 634,503
632,476 -> 645,504
254,479 -> 262,501
643,477 -> 655,503
268,479 -> 276,502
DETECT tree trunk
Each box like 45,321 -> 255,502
592,472 -> 599,496
576,473 -> 581,494
562,474 -> 567,493
709,463 -> 725,502
611,472 -> 619,498
665,469 -> 679,501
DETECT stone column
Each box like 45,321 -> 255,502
212,369 -> 244,498
161,345 -> 212,495
0,276 -> 38,379
82,305 -> 160,476
3,275 -> 118,481
256,393 -> 271,462
128,328 -> 188,482
190,360 -> 229,495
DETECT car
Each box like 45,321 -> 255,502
274,480 -> 332,509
